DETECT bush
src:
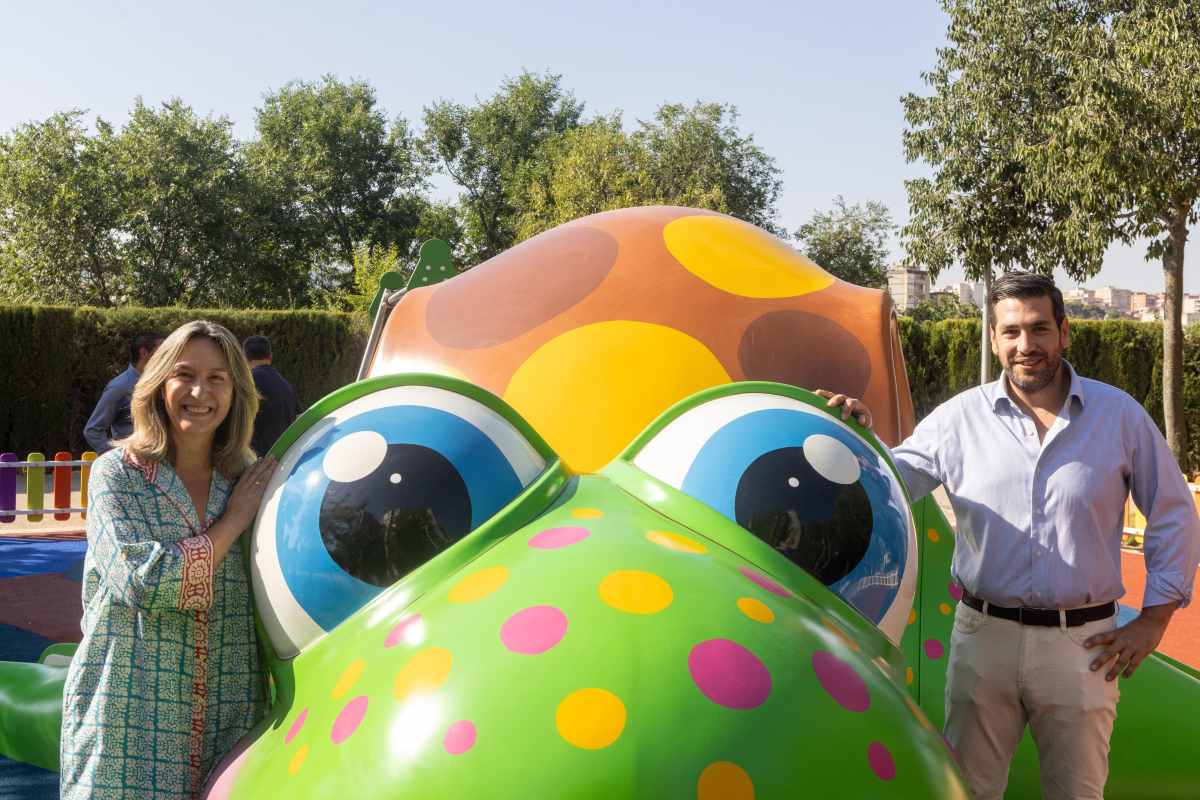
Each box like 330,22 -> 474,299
0,306 -> 365,455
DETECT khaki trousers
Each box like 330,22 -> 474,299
944,603 -> 1119,800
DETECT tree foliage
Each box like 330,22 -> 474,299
903,293 -> 979,322
793,197 -> 893,288
903,0 -> 1198,467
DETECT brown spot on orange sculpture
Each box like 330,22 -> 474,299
738,311 -> 872,399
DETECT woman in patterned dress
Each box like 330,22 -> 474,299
61,320 -> 279,799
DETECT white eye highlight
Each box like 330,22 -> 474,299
803,434 -> 860,485
324,430 -> 388,483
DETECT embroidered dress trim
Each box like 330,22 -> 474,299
188,609 -> 211,798
120,447 -> 158,482
178,535 -> 215,611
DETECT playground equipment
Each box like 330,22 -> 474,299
2,206 -> 1198,798
0,452 -> 97,523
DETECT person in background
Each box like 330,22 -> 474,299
84,332 -> 165,453
820,271 -> 1200,800
243,335 -> 300,457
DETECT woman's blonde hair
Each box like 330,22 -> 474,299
117,320 -> 259,478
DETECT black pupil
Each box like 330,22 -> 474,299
318,443 -> 472,587
734,446 -> 872,585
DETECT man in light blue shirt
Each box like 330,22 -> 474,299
824,272 -> 1199,800
83,332 -> 163,453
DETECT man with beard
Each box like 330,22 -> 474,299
820,272 -> 1199,800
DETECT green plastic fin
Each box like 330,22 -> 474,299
405,239 -> 455,290
37,642 -> 77,667
367,270 -> 408,322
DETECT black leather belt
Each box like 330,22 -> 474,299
961,591 -> 1115,628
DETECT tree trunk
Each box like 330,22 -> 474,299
1162,209 -> 1190,470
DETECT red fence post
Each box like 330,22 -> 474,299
54,451 -> 72,521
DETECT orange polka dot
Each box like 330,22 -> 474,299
599,570 -> 673,614
556,688 -> 626,749
288,744 -> 309,776
905,666 -> 914,686
394,647 -> 453,701
646,530 -> 707,554
697,760 -> 755,799
939,602 -> 952,615
736,597 -> 775,623
908,609 -> 917,626
448,566 -> 509,603
927,528 -> 940,543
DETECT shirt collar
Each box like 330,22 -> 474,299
987,359 -> 1084,412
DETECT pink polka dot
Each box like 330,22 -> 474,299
385,614 -> 423,648
868,741 -> 896,780
443,720 -> 477,755
284,708 -> 308,744
737,566 -> 792,598
688,639 -> 772,709
330,696 -> 368,744
948,583 -> 963,601
924,639 -> 944,660
529,526 -> 590,549
501,605 -> 568,654
811,651 -> 870,712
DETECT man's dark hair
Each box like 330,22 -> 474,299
130,332 -> 164,363
988,271 -> 1066,328
243,335 -> 273,361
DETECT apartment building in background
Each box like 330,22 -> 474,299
887,265 -> 930,311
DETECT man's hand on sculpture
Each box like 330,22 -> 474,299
815,389 -> 874,429
1085,602 -> 1179,681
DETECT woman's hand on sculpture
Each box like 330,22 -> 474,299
224,456 -> 279,532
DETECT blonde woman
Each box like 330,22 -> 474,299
61,320 -> 278,800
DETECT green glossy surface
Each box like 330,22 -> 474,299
0,661 -> 66,771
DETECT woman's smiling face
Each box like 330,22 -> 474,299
163,336 -> 234,446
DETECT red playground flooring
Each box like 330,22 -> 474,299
1120,550 -> 1200,670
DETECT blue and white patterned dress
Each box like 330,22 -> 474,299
60,449 -> 265,799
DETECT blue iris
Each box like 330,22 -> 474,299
275,405 -> 524,631
680,408 -> 909,625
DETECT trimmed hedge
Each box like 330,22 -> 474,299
0,307 -> 1194,472
0,306 -> 364,456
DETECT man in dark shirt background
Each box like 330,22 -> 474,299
84,331 -> 164,453
244,335 -> 300,456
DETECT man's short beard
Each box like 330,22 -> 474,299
1005,354 -> 1061,393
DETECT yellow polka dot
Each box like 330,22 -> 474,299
939,602 -> 952,615
737,597 -> 774,623
905,666 -> 914,686
927,528 -> 940,543
697,760 -> 755,800
663,215 -> 834,299
394,647 -> 453,701
504,322 -> 731,473
908,608 -> 917,625
331,658 -> 365,700
647,530 -> 707,554
288,744 -> 309,776
448,566 -> 509,603
555,688 -> 626,749
598,570 -> 673,614
571,507 -> 603,519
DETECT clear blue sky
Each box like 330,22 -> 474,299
1,0 -> 1187,292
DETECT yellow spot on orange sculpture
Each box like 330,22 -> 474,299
331,658 -> 365,700
448,566 -> 509,603
288,744 -> 309,776
646,530 -> 707,554
394,647 -> 453,701
663,215 -> 833,299
599,570 -> 673,614
571,508 -> 604,519
698,760 -> 756,799
504,321 -> 730,473
737,597 -> 775,623
556,688 -> 626,749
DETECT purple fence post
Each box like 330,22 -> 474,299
0,453 -> 16,523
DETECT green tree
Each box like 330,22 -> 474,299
247,75 -> 429,289
423,71 -> 584,263
1065,301 -> 1107,320
0,112 -> 125,305
903,0 -> 1197,467
793,197 -> 893,288
904,293 -> 979,322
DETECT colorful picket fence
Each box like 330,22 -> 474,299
1122,482 -> 1200,549
0,452 -> 97,524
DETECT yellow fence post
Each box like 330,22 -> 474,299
26,451 -> 45,523
81,451 -> 97,519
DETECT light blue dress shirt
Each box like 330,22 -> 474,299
891,361 -> 1200,610
84,365 -> 140,454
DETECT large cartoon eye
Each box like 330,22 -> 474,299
252,380 -> 549,658
631,390 -> 915,642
